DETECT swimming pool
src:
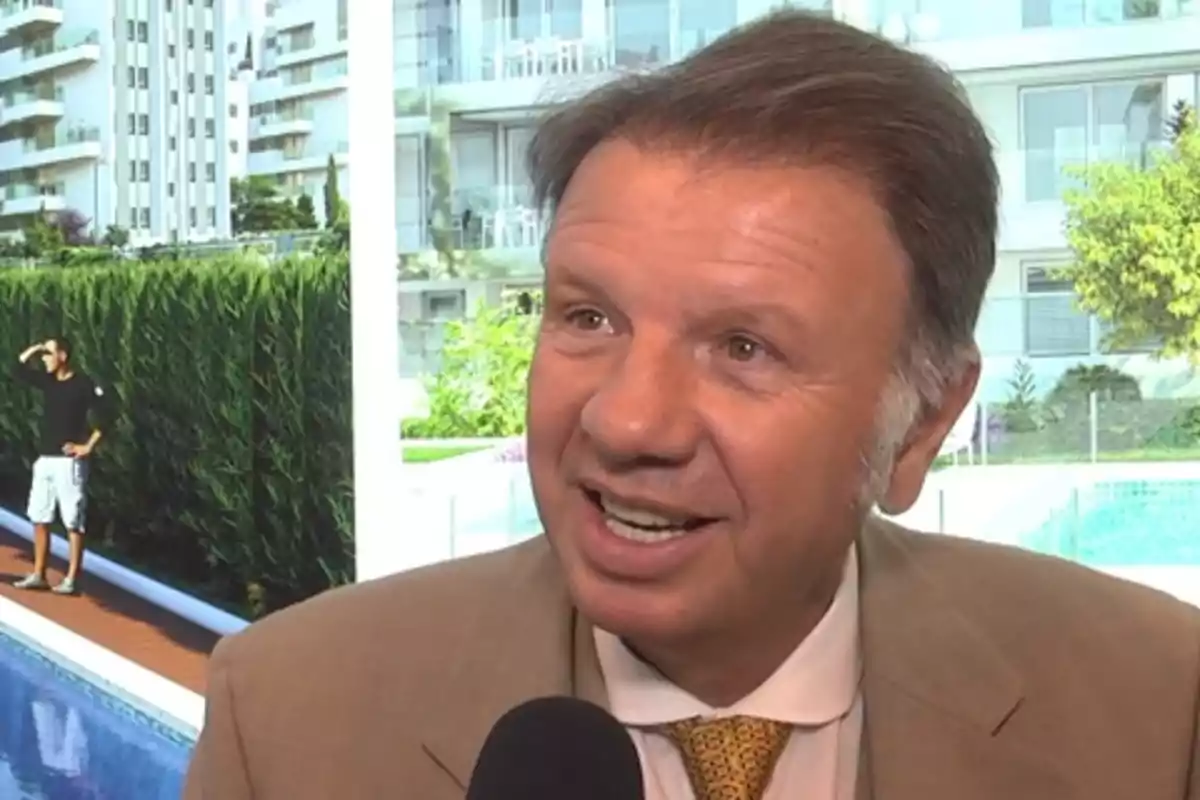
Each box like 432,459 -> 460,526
1023,480 -> 1200,566
0,626 -> 193,799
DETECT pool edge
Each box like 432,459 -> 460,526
0,594 -> 203,736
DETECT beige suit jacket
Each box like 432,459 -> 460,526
184,518 -> 1200,799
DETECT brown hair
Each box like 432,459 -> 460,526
528,10 -> 997,404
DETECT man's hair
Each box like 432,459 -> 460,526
528,10 -> 998,411
49,336 -> 71,361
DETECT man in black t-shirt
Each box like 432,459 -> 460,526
9,337 -> 112,596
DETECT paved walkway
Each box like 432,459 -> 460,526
0,527 -> 218,694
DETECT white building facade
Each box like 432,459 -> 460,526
382,0 -> 1200,395
244,0 -> 348,218
0,0 -> 237,244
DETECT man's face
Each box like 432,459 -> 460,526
527,140 -> 957,647
41,340 -> 66,373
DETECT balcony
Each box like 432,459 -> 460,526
248,141 -> 347,176
250,106 -> 315,139
266,1 -> 315,34
995,141 -> 1166,251
252,58 -> 348,104
0,85 -> 63,130
274,36 -> 347,70
0,28 -> 99,83
409,184 -> 545,258
0,180 -> 65,216
868,0 -> 1200,73
13,124 -> 100,169
977,294 -> 1158,361
0,0 -> 63,39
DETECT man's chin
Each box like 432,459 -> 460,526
566,567 -> 702,646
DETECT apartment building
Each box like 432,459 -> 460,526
0,0 -> 237,244
385,0 -> 1200,392
245,0 -> 348,218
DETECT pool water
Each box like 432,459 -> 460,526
0,628 -> 192,799
1023,480 -> 1200,566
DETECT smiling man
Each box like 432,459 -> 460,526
185,11 -> 1200,800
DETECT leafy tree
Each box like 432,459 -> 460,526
231,176 -> 303,234
23,206 -> 64,258
1047,364 -> 1141,407
102,224 -> 130,248
295,193 -> 319,230
318,198 -> 350,254
998,359 -> 1040,433
322,155 -> 341,228
402,297 -> 538,438
1062,102 -> 1200,362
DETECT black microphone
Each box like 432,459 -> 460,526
466,696 -> 644,799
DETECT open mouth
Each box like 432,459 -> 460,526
584,489 -> 714,544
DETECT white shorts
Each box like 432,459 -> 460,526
26,456 -> 89,532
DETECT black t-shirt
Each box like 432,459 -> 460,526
11,361 -> 111,456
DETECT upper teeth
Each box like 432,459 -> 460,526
600,497 -> 688,529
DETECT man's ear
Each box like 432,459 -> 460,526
878,355 -> 980,515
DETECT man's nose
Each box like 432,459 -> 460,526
579,339 -> 699,466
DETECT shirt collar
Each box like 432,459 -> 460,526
595,544 -> 861,728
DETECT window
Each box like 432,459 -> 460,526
171,89 -> 179,104
1021,80 -> 1164,202
190,208 -> 197,226
138,67 -> 149,88
230,140 -> 239,153
137,21 -> 149,42
139,114 -> 150,135
126,20 -> 135,41
421,290 -> 466,321
204,31 -> 214,51
205,119 -> 215,138
187,118 -> 196,136
168,182 -> 176,197
205,163 -> 216,181
166,0 -> 173,9
1023,262 -> 1090,356
187,74 -> 195,93
207,208 -> 216,225
205,76 -> 215,95
129,159 -> 138,180
229,103 -> 238,117
187,30 -> 195,48
140,208 -> 150,228
140,161 -> 150,181
127,113 -> 136,134
170,135 -> 177,150
188,163 -> 197,181
169,43 -> 176,58
127,66 -> 136,88
131,208 -> 139,228
205,0 -> 213,7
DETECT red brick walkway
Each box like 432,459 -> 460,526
0,527 -> 218,693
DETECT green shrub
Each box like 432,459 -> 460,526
0,256 -> 353,617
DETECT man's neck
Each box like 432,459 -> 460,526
628,560 -> 847,707
54,368 -> 74,381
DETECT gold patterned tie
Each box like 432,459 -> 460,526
658,715 -> 792,800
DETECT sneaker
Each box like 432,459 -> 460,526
13,574 -> 49,590
52,578 -> 78,596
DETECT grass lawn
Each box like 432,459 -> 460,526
401,444 -> 488,463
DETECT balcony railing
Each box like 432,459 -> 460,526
977,295 -> 1159,359
995,140 -> 1168,204
22,124 -> 99,152
423,184 -> 544,251
1,0 -> 61,17
258,105 -> 314,125
280,58 -> 347,87
869,0 -> 1191,43
1,85 -> 62,106
21,28 -> 99,61
3,181 -> 64,201
280,140 -> 347,161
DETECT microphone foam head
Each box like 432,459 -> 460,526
466,696 -> 643,800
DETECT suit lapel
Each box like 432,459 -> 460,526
855,518 -> 1077,800
419,537 -> 606,790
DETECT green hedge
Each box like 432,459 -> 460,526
0,256 -> 354,617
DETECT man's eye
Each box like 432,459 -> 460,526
724,334 -> 766,363
565,308 -> 608,331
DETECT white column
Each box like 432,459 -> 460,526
349,0 -> 405,582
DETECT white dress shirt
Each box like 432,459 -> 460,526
594,546 -> 863,800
